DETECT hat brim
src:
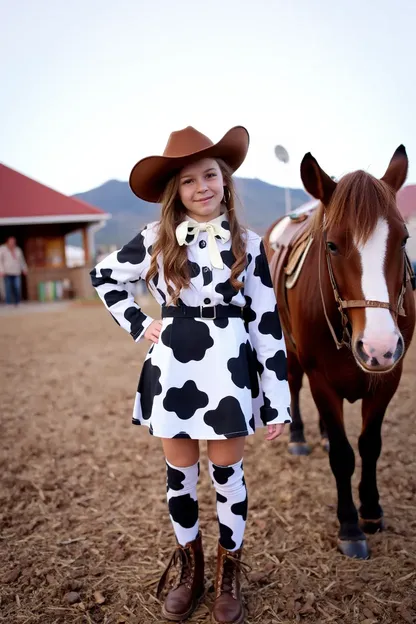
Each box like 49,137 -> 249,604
129,126 -> 249,203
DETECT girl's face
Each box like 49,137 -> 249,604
178,158 -> 224,222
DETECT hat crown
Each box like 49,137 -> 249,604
163,126 -> 214,158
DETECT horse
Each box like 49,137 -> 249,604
265,146 -> 416,558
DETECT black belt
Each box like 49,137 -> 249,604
161,304 -> 243,320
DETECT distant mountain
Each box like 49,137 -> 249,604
72,177 -> 309,247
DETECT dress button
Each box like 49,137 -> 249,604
204,298 -> 211,304
199,240 -> 207,248
202,266 -> 209,273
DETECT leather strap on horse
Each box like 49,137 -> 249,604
318,241 -> 351,350
319,234 -> 411,351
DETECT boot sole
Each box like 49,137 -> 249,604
211,607 -> 245,624
162,588 -> 205,621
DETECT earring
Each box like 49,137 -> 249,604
223,187 -> 230,205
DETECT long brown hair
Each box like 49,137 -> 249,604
145,159 -> 247,304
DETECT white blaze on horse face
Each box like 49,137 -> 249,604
356,218 -> 400,365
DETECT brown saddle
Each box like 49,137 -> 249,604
268,212 -> 314,350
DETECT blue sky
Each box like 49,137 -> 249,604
1,0 -> 415,196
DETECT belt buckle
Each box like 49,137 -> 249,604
200,305 -> 216,320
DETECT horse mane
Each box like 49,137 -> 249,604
310,170 -> 398,245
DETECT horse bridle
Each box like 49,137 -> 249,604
318,232 -> 414,350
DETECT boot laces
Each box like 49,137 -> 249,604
157,545 -> 193,598
220,554 -> 251,595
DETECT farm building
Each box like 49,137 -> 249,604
0,164 -> 110,302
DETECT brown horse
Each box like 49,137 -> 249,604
266,146 -> 415,558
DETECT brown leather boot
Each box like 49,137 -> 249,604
212,543 -> 248,624
156,532 -> 205,621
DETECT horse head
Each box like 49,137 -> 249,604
300,146 -> 409,373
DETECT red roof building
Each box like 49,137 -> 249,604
0,164 -> 110,302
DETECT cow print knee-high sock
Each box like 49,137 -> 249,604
209,459 -> 247,552
166,460 -> 200,547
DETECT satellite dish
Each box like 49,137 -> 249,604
274,145 -> 289,164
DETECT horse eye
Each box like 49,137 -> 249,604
327,241 -> 338,254
401,236 -> 408,248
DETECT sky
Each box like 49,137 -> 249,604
1,0 -> 416,197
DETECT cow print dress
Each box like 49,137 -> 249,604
90,214 -> 291,439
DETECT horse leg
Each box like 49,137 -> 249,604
358,375 -> 400,534
288,350 -> 311,455
309,376 -> 369,559
319,416 -> 330,452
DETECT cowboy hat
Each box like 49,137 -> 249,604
129,125 -> 249,203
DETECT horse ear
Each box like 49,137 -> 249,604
300,153 -> 337,205
381,145 -> 408,192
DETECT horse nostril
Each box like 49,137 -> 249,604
356,340 -> 369,362
393,336 -> 404,360
383,350 -> 393,359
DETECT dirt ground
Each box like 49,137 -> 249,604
1,299 -> 415,624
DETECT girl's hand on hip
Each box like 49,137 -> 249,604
265,424 -> 285,441
144,320 -> 163,344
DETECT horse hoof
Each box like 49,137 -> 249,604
359,517 -> 385,534
288,442 -> 312,456
320,437 -> 330,452
337,538 -> 370,559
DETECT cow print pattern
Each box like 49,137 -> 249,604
259,305 -> 283,340
266,350 -> 288,381
245,342 -> 260,398
227,343 -> 252,390
163,380 -> 209,420
117,231 -> 146,265
104,289 -> 128,308
253,240 -> 273,288
166,460 -> 200,546
137,360 -> 162,420
209,459 -> 247,552
188,260 -> 200,278
215,278 -> 239,304
221,249 -> 236,269
91,215 -> 291,439
124,307 -> 148,340
243,296 -> 257,324
204,397 -> 249,438
161,318 -> 214,363
90,268 -> 117,287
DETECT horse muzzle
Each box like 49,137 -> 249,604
353,332 -> 404,372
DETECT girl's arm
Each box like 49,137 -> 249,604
243,235 -> 292,426
90,227 -> 155,342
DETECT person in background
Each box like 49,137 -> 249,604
0,237 -> 28,306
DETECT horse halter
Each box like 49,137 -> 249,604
318,232 -> 413,351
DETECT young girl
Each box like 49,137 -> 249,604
90,125 -> 291,624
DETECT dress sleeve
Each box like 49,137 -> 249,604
243,236 -> 292,425
90,227 -> 154,342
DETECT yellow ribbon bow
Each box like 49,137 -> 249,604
175,218 -> 231,269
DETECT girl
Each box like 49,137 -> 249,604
90,125 -> 291,624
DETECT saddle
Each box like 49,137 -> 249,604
268,211 -> 315,349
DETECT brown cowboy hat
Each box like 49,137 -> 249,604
129,125 -> 249,202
